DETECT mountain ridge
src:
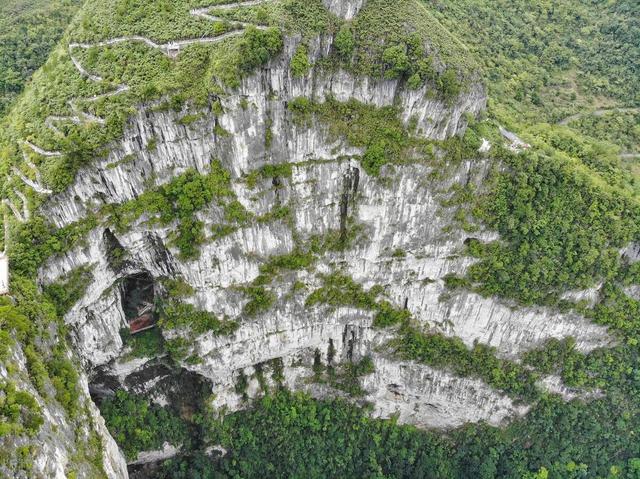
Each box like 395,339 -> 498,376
1,0 -> 639,477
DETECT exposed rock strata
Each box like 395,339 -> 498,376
323,0 -> 367,20
34,27 -> 611,437
42,35 -> 486,228
0,344 -> 128,479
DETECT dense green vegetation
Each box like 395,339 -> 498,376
100,390 -> 190,461
413,0 -> 640,309
569,111 -> 640,154
46,345 -> 80,417
0,289 -> 82,420
159,301 -> 238,337
426,0 -> 639,126
144,389 -> 640,479
468,144 -> 640,304
10,215 -> 98,279
203,391 -> 454,478
0,380 -> 43,438
0,0 -> 82,116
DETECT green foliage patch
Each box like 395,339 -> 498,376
569,111 -> 640,154
306,272 -> 412,331
0,381 -> 43,438
152,384 -> 640,478
290,44 -> 311,78
469,147 -> 640,304
341,0 -> 476,92
305,272 -> 382,310
43,266 -> 93,317
100,390 -> 190,461
289,97 -> 412,176
159,301 -> 238,337
241,285 -> 277,317
46,346 -> 80,417
391,327 -> 539,401
203,391 -> 454,478
241,249 -> 315,317
0,0 -> 82,116
424,0 -> 640,124
119,327 -> 165,360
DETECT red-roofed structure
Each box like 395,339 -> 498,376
129,312 -> 155,334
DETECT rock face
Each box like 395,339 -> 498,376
323,0 -> 367,19
42,35 -> 486,228
35,24 -> 612,442
0,343 -> 128,479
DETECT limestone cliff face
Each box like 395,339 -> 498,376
0,342 -> 128,479
323,0 -> 367,20
42,35 -> 486,228
34,10 -> 612,458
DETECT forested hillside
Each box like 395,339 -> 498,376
0,0 -> 83,116
430,0 -> 639,122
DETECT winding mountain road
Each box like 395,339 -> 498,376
6,0 -> 273,223
558,107 -> 640,160
558,107 -> 640,126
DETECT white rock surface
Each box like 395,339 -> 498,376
0,344 -> 128,479
129,442 -> 180,466
560,284 -> 602,307
621,243 -> 640,264
363,357 -> 529,428
323,0 -> 367,20
537,375 -> 602,402
33,31 -> 610,433
42,35 -> 486,228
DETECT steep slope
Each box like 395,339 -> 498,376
0,0 -> 83,117
1,0 -> 640,478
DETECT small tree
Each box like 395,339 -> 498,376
382,44 -> 410,79
312,349 -> 325,377
439,69 -> 461,101
290,45 -> 311,78
335,24 -> 355,57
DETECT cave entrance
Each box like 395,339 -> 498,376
121,272 -> 157,334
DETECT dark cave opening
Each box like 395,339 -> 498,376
89,359 -> 216,478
